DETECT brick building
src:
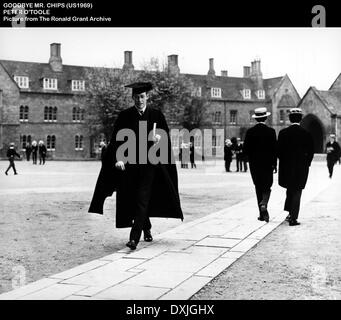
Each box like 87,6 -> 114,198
298,74 -> 341,153
0,43 -> 300,159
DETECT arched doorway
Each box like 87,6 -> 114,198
301,114 -> 325,153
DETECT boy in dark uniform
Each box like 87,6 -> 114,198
326,134 -> 340,178
5,143 -> 20,175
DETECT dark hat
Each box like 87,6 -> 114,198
125,82 -> 153,95
289,108 -> 302,114
252,107 -> 271,118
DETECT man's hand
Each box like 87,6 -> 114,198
115,161 -> 125,171
153,134 -> 161,144
273,166 -> 277,174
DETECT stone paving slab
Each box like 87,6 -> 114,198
0,166 -> 331,300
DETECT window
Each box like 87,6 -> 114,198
14,76 -> 29,89
194,135 -> 202,148
249,110 -> 254,124
19,105 -> 29,122
43,78 -> 58,90
230,110 -> 238,124
191,86 -> 202,97
72,80 -> 85,91
75,135 -> 83,150
171,134 -> 179,148
279,110 -> 285,123
20,134 -> 31,150
214,111 -> 222,123
46,135 -> 56,150
211,87 -> 222,98
243,89 -> 251,99
44,106 -> 57,122
257,90 -> 265,99
72,107 -> 85,122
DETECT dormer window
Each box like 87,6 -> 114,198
72,80 -> 85,91
211,87 -> 221,98
43,78 -> 58,90
14,76 -> 29,89
257,89 -> 265,99
243,89 -> 251,99
191,86 -> 202,97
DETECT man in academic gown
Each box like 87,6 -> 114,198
243,107 -> 277,223
89,82 -> 183,250
277,108 -> 314,226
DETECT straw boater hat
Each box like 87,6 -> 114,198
289,108 -> 303,114
9,142 -> 15,147
330,134 -> 336,138
252,107 -> 271,118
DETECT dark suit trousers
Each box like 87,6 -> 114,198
327,159 -> 335,177
5,159 -> 17,174
284,188 -> 302,220
129,165 -> 154,243
225,160 -> 231,172
255,186 -> 271,214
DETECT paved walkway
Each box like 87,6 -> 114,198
0,163 -> 332,300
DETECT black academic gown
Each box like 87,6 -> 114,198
243,123 -> 277,189
278,124 -> 314,190
88,106 -> 183,228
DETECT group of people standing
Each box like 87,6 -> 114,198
4,140 -> 47,175
224,137 -> 248,173
24,140 -> 47,165
179,141 -> 196,169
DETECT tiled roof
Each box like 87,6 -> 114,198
313,88 -> 341,114
0,59 -> 284,101
277,93 -> 297,108
184,73 -> 284,101
0,60 -> 116,94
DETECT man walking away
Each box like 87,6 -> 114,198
278,108 -> 314,226
326,134 -> 340,178
5,143 -> 20,175
243,107 -> 277,223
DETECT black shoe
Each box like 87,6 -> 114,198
126,240 -> 137,250
257,216 -> 265,221
5,172 -> 8,175
14,173 -> 18,175
143,230 -> 153,242
285,214 -> 291,222
260,205 -> 269,223
289,220 -> 300,226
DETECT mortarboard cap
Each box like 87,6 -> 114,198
125,82 -> 153,95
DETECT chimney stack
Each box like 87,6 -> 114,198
207,58 -> 215,76
221,70 -> 228,77
49,43 -> 62,72
250,58 -> 263,89
243,66 -> 251,77
122,50 -> 134,71
167,54 -> 180,75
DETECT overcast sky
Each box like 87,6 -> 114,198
1,28 -> 340,97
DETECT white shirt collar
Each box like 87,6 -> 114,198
135,105 -> 146,115
291,123 -> 300,126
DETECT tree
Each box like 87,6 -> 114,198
86,67 -> 138,142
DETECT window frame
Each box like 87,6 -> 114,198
43,78 -> 58,90
14,76 -> 29,89
211,87 -> 222,98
